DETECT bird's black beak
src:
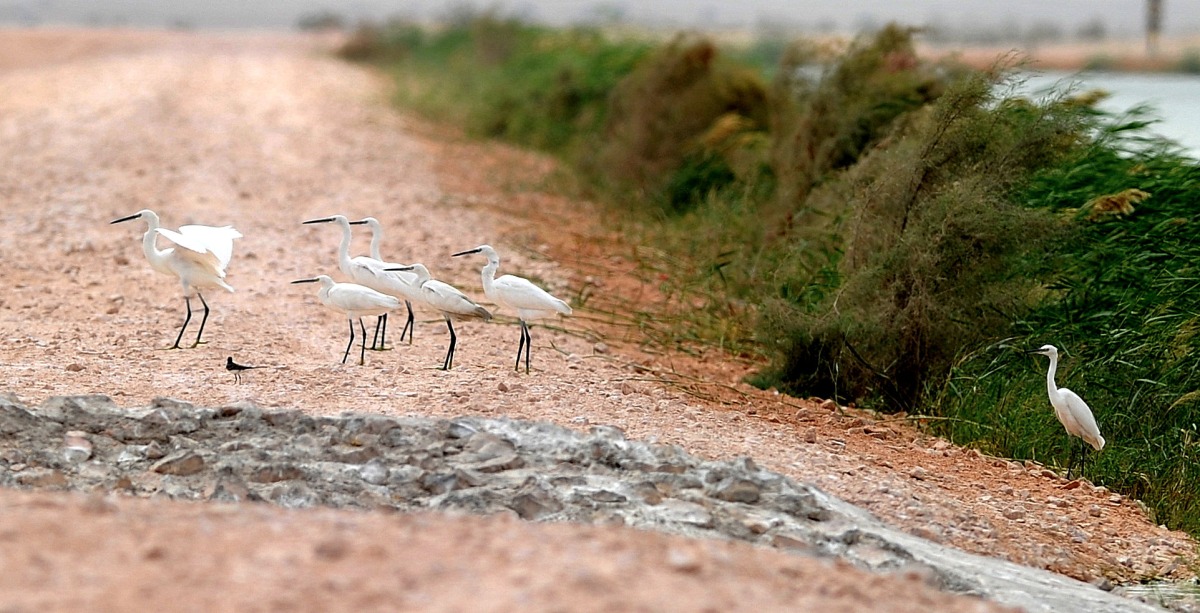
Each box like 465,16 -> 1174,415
452,248 -> 481,257
385,266 -> 414,272
1024,349 -> 1041,355
110,213 -> 142,224
291,278 -> 319,284
349,220 -> 368,225
302,217 -> 334,225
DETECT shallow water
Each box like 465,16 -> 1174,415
1018,71 -> 1200,158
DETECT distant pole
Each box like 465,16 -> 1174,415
1146,0 -> 1163,56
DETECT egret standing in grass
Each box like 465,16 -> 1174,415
452,245 -> 571,373
386,263 -> 491,370
111,209 -> 242,349
303,215 -> 419,350
292,275 -> 401,365
1027,344 -> 1105,479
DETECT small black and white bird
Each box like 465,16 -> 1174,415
226,356 -> 260,384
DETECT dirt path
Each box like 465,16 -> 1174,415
0,28 -> 1193,610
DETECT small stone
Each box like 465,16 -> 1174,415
1003,506 -> 1026,520
65,363 -> 84,372
666,546 -> 701,573
593,342 -> 609,354
151,451 -> 205,476
1088,505 -> 1103,518
62,431 -> 93,463
497,382 -> 510,392
1040,469 -> 1058,479
909,466 -> 928,481
145,440 -> 165,460
999,484 -> 1014,496
819,399 -> 837,412
359,459 -> 390,485
803,427 -> 817,444
711,478 -> 761,503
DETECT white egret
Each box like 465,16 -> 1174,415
1027,344 -> 1106,479
292,275 -> 402,365
385,264 -> 492,370
357,216 -> 427,349
452,245 -> 572,373
303,215 -> 420,350
111,209 -> 242,349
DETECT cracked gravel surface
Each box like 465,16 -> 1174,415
0,28 -> 1194,611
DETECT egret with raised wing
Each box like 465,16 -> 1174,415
292,275 -> 402,365
111,209 -> 242,348
1027,344 -> 1105,479
303,215 -> 419,350
452,244 -> 571,373
386,263 -> 491,370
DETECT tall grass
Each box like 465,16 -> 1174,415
344,17 -> 1200,539
937,113 -> 1200,532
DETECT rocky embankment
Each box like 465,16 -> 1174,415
0,393 -> 1168,613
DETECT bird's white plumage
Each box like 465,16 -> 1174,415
305,275 -> 402,318
116,209 -> 240,297
1033,344 -> 1105,451
463,245 -> 572,321
404,264 -> 491,321
169,224 -> 242,268
316,215 -> 423,304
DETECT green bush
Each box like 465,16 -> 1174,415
756,75 -> 1082,409
591,35 -> 769,213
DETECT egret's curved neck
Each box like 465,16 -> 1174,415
335,221 -> 354,271
1044,353 -> 1060,398
369,226 -> 384,261
480,255 -> 500,300
140,216 -> 167,268
412,265 -> 431,287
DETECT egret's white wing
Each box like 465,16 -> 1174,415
326,283 -> 402,315
424,280 -> 491,319
494,274 -> 572,315
1060,388 -> 1105,450
155,227 -> 223,272
353,258 -> 423,301
177,224 -> 241,268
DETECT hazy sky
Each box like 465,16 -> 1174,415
2,1 -> 1197,36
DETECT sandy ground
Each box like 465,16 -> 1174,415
0,28 -> 1194,610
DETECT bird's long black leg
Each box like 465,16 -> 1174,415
193,292 -> 210,347
342,318 -> 355,364
514,321 -> 525,372
359,318 -> 368,365
1078,440 -> 1089,480
172,297 -> 193,349
523,321 -> 532,374
442,317 -> 456,370
404,301 -> 415,345
1066,441 -> 1078,480
370,314 -> 385,350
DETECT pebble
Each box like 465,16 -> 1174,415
803,427 -> 817,444
1003,506 -> 1026,520
908,466 -> 928,481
